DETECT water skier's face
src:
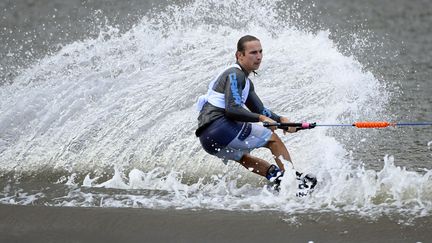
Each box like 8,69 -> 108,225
237,40 -> 262,73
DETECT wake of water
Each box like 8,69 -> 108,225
0,0 -> 431,220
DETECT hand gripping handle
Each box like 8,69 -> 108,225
263,122 -> 316,130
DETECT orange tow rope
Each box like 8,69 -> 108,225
353,121 -> 396,128
264,121 -> 432,130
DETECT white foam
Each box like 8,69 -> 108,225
42,155 -> 429,219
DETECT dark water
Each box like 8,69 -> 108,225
1,204 -> 432,243
293,0 -> 432,170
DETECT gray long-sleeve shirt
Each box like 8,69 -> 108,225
195,63 -> 281,136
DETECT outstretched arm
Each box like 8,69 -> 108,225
246,82 -> 297,133
244,82 -> 281,122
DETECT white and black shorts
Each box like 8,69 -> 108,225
199,117 -> 272,163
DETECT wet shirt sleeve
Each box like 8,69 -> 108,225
224,70 -> 261,122
245,82 -> 281,122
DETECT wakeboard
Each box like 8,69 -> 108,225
268,171 -> 317,197
295,172 -> 317,197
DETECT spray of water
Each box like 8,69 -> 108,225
0,0 -> 431,219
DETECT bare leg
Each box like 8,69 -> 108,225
238,153 -> 271,177
265,133 -> 292,171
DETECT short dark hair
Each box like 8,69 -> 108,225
237,35 -> 260,53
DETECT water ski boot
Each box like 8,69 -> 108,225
266,164 -> 284,191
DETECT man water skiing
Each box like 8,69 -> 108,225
195,35 -> 316,192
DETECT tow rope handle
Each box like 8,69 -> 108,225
263,122 -> 317,130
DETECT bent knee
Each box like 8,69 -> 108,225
266,132 -> 282,144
